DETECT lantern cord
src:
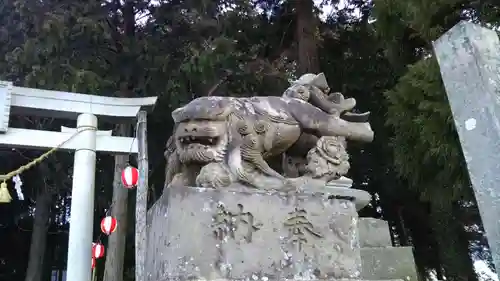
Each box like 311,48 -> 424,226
94,121 -> 139,243
92,266 -> 97,281
96,199 -> 117,243
0,126 -> 96,203
127,123 -> 138,160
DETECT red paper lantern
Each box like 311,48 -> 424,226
92,242 -> 105,259
100,216 -> 117,235
91,257 -> 96,269
121,166 -> 139,188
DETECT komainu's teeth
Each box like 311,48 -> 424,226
208,138 -> 213,143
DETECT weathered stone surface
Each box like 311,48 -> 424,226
358,218 -> 392,248
433,20 -> 500,273
146,185 -> 370,281
360,247 -> 418,281
164,72 -> 374,190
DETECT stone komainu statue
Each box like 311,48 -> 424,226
164,73 -> 373,190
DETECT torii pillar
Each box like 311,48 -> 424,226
0,81 -> 157,281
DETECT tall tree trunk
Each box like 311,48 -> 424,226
430,201 -> 477,281
25,190 -> 52,281
103,126 -> 130,281
296,0 -> 320,74
104,1 -> 136,280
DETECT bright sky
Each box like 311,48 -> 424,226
315,0 -> 335,19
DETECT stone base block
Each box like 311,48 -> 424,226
146,185 -> 370,281
358,218 -> 392,248
360,247 -> 418,281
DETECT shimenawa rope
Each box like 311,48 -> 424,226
0,126 -> 95,203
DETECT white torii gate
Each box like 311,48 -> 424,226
0,81 -> 157,281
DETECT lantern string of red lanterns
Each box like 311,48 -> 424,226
91,121 -> 140,270
91,164 -> 139,269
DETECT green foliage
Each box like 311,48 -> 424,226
375,0 -> 500,204
385,57 -> 470,202
374,0 -> 500,279
5,1 -> 115,93
373,0 -> 500,71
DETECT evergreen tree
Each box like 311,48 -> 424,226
373,0 -> 500,279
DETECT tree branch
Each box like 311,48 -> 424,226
206,71 -> 232,96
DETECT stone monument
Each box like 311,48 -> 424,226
146,73 -> 415,281
433,21 -> 500,276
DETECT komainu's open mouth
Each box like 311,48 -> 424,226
178,136 -> 220,146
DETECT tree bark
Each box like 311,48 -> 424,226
103,133 -> 130,281
296,0 -> 320,75
430,202 -> 478,281
103,1 -> 136,280
25,190 -> 52,281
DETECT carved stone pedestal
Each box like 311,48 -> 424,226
146,184 -> 371,281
